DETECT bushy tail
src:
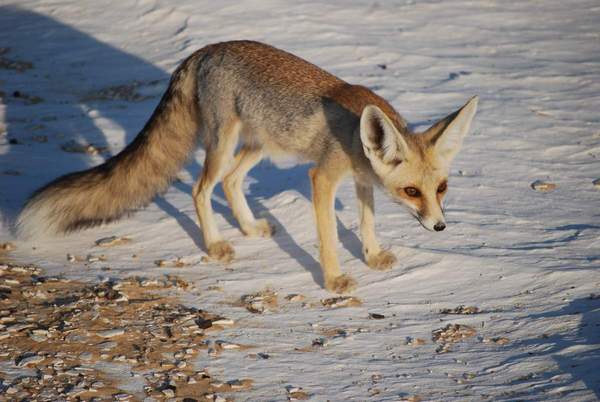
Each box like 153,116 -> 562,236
17,52 -> 203,239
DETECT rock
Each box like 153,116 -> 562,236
320,296 -> 362,308
61,140 -> 105,155
484,336 -> 510,345
593,178 -> 600,189
17,354 -> 45,367
96,328 -> 125,338
95,236 -> 131,247
285,294 -> 305,302
212,318 -> 234,326
531,180 -> 557,192
369,313 -> 385,319
6,386 -> 19,394
0,242 -> 16,252
432,324 -> 477,353
440,305 -> 480,315
162,389 -> 175,398
405,337 -> 426,346
79,352 -> 94,361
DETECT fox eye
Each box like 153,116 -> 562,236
404,187 -> 421,197
437,181 -> 447,193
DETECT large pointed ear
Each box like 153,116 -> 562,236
360,105 -> 409,165
424,96 -> 478,163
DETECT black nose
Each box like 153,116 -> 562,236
434,222 -> 446,232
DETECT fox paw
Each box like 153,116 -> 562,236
242,219 -> 275,238
366,249 -> 397,271
207,240 -> 235,263
326,274 -> 357,294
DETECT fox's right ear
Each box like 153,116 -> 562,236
360,105 -> 409,165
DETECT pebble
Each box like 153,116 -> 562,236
6,386 -> 18,394
17,354 -> 45,367
96,328 -> 125,338
212,318 -> 234,326
114,393 -> 133,400
593,178 -> 600,189
285,294 -> 305,302
0,242 -> 16,252
95,236 -> 131,247
440,305 -> 480,315
531,180 -> 557,192
321,296 -> 362,308
161,389 -> 175,397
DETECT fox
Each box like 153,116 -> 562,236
17,40 -> 478,294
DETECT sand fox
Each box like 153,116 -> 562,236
18,41 -> 478,293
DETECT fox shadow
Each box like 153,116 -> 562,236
0,6 -> 362,287
488,296 -> 600,398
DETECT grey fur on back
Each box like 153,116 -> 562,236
18,41 -> 403,238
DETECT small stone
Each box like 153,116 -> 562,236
17,354 -> 45,367
211,318 -> 234,326
369,313 -> 385,319
95,236 -> 131,247
6,386 -> 18,394
285,294 -> 305,302
162,389 -> 175,397
593,178 -> 600,189
114,393 -> 133,400
96,328 -> 125,338
86,254 -> 106,263
0,242 -> 16,252
531,180 -> 557,192
440,305 -> 480,315
218,341 -> 240,350
320,296 -> 362,308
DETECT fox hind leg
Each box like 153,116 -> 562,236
223,146 -> 274,238
193,118 -> 241,263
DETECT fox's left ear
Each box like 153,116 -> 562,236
424,96 -> 478,163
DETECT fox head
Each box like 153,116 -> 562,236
360,97 -> 478,232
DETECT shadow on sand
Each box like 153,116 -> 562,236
0,6 -> 363,288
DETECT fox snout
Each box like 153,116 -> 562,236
415,212 -> 446,233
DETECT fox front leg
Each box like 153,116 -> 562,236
309,167 -> 357,293
355,181 -> 397,271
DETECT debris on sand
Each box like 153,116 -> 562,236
154,257 -> 189,268
286,385 -> 310,400
81,80 -> 159,102
0,262 -> 251,400
483,336 -> 510,345
320,296 -> 362,308
285,293 -> 305,302
60,139 -> 106,155
432,324 -> 477,353
405,337 -> 426,346
95,236 -> 131,247
240,288 -> 278,313
0,48 -> 34,72
530,180 -> 557,192
0,242 -> 16,252
440,305 -> 480,315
